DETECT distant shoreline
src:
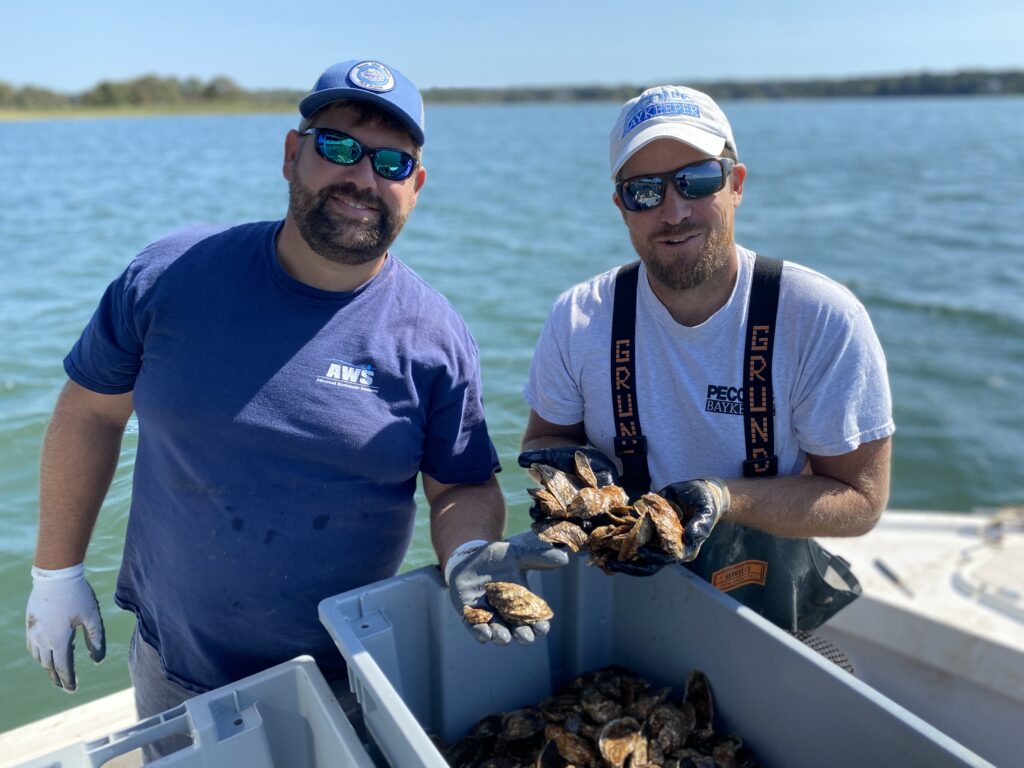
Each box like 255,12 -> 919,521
2,69 -> 1022,121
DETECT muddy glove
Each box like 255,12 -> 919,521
446,536 -> 569,646
26,563 -> 106,691
603,478 -> 730,576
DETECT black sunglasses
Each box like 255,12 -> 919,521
300,127 -> 418,181
616,157 -> 735,212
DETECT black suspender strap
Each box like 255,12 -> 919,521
610,261 -> 652,493
610,255 -> 782,488
742,254 -> 783,478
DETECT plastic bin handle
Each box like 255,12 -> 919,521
83,705 -> 192,766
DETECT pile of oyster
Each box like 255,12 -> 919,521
527,453 -> 684,570
441,665 -> 759,767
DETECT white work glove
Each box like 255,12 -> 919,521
26,564 -> 106,692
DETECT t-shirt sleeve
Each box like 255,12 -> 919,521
790,292 -> 895,456
63,266 -> 143,394
523,294 -> 586,425
420,327 -> 500,484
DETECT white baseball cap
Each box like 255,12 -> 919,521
609,85 -> 737,179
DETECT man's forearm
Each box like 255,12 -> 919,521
724,474 -> 884,538
35,385 -> 130,569
428,476 -> 506,568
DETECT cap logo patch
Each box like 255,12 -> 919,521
622,96 -> 701,137
347,61 -> 395,93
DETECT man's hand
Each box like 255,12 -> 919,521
602,478 -> 730,576
26,564 -> 106,691
446,536 -> 569,646
659,478 -> 730,561
518,446 -> 619,489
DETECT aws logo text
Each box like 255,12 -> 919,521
316,360 -> 379,393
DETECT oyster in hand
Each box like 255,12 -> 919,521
636,493 -> 685,559
462,605 -> 494,625
535,520 -> 589,552
484,582 -> 554,625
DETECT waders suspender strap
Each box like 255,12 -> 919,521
610,261 -> 651,492
610,255 -> 783,485
742,255 -> 783,478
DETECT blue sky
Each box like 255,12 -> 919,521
3,1 -> 1022,92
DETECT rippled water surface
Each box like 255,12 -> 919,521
1,98 -> 1022,729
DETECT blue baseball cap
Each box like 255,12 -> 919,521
299,59 -> 425,146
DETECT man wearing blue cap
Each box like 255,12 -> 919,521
25,59 -> 562,749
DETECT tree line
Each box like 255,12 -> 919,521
0,75 -> 301,110
2,70 -> 1022,112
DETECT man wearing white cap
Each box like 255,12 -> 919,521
519,86 -> 894,628
25,59 -> 563,754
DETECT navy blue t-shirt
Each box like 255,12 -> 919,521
65,221 -> 500,691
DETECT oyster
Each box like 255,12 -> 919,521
567,486 -> 614,518
463,605 -> 494,625
625,687 -> 672,722
546,725 -> 598,766
530,463 -> 581,508
637,493 -> 685,559
484,582 -> 553,625
580,686 -> 622,724
597,717 -> 642,768
574,450 -> 600,489
646,703 -> 695,753
501,707 -> 547,742
535,520 -> 589,552
684,670 -> 714,734
528,487 -> 569,519
537,693 -> 579,724
618,509 -> 654,561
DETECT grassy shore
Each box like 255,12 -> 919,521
0,102 -> 297,122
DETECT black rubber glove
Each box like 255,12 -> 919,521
602,478 -> 730,576
658,477 -> 730,562
600,546 -> 679,576
447,536 -> 570,646
518,446 -> 619,486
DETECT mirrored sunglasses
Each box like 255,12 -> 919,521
300,127 -> 417,181
617,157 -> 735,212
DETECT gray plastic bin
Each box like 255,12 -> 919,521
14,656 -> 373,768
319,541 -> 990,768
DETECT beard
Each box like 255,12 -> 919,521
631,215 -> 734,291
287,172 -> 407,266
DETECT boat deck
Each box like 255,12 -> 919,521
818,509 -> 1023,768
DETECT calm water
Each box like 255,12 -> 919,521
1,99 -> 1022,730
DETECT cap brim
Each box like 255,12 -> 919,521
299,88 -> 425,146
610,124 -> 726,179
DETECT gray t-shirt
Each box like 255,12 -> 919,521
524,246 -> 894,489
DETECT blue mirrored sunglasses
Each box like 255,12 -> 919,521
300,127 -> 418,181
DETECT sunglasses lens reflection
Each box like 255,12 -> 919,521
318,133 -> 362,165
676,161 -> 725,199
372,150 -> 416,180
623,178 -> 664,211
